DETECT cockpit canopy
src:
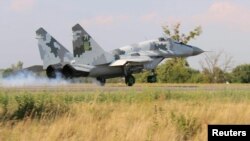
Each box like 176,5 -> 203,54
158,37 -> 173,43
158,37 -> 166,42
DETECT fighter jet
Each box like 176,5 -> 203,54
36,24 -> 204,86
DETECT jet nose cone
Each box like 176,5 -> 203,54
192,47 -> 204,56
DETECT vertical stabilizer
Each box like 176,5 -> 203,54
36,28 -> 73,69
72,24 -> 114,65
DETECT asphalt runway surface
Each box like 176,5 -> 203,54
1,83 -> 250,92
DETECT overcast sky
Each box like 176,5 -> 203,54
1,0 -> 250,70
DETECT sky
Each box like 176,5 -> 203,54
1,0 -> 250,70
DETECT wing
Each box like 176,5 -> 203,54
109,56 -> 152,67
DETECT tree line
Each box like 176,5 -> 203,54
135,57 -> 250,83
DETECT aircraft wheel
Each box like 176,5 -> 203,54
147,75 -> 157,83
96,77 -> 106,86
125,75 -> 135,86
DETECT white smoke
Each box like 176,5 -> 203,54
0,71 -> 69,87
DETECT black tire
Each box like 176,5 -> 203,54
147,75 -> 157,83
125,75 -> 135,86
96,77 -> 106,86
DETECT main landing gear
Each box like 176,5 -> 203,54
123,65 -> 158,86
123,69 -> 157,86
96,77 -> 106,86
125,75 -> 135,86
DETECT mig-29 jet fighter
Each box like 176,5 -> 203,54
36,24 -> 204,86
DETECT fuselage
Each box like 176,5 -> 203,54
85,37 -> 203,78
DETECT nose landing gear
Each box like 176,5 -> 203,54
147,75 -> 157,83
147,70 -> 157,83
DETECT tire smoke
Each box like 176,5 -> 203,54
0,71 -> 69,87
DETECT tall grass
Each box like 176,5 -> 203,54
0,84 -> 250,141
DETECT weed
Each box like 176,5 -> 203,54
10,94 -> 69,120
0,94 -> 9,120
171,112 -> 201,141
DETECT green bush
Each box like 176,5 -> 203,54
11,94 -> 69,120
232,64 -> 250,83
157,58 -> 200,83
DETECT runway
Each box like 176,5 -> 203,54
1,83 -> 250,93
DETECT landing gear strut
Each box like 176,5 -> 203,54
96,77 -> 106,86
147,70 -> 157,83
125,75 -> 135,86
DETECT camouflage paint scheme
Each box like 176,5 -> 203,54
36,24 -> 204,83
72,24 -> 114,66
36,28 -> 73,69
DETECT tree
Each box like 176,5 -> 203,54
134,71 -> 151,83
157,58 -> 196,83
16,61 -> 23,70
199,51 -> 234,83
162,23 -> 202,43
155,23 -> 202,83
231,64 -> 250,83
2,61 -> 24,78
2,68 -> 13,78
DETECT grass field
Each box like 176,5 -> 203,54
0,84 -> 250,141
